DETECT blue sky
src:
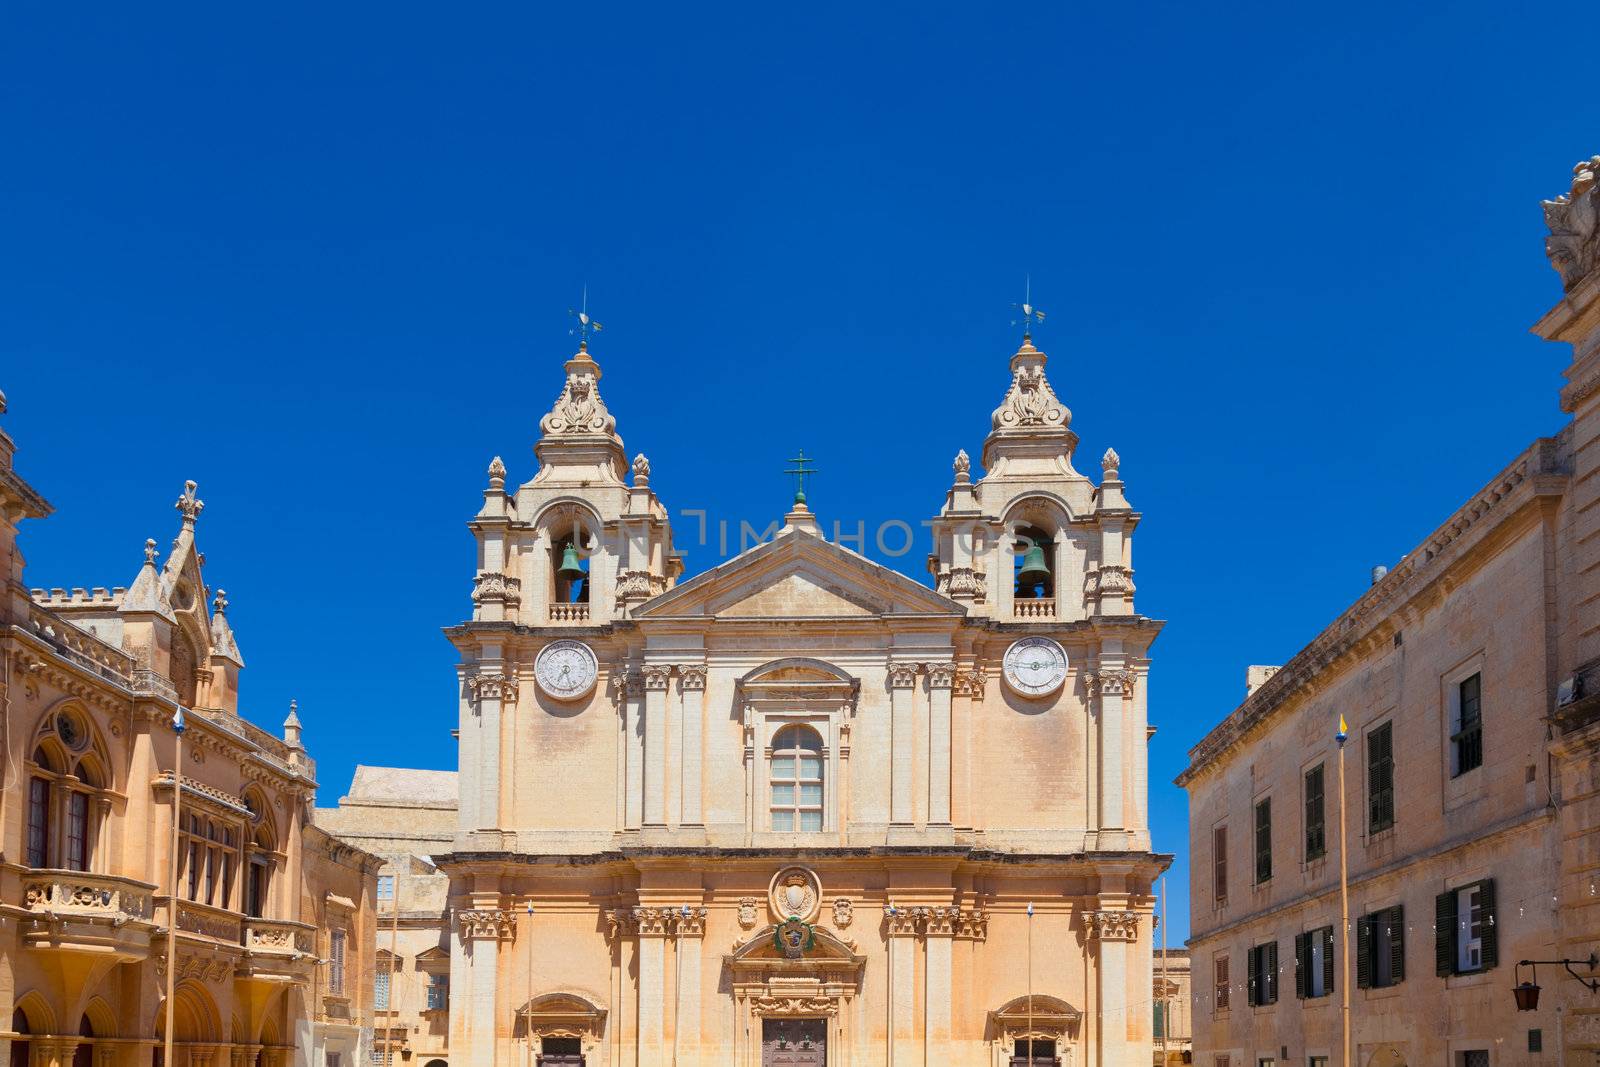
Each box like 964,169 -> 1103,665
3,2 -> 1593,942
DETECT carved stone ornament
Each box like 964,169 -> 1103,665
991,341 -> 1069,432
487,455 -> 507,488
737,897 -> 759,929
887,663 -> 919,689
1086,909 -> 1141,941
1088,564 -> 1135,596
832,898 -> 853,928
925,661 -> 958,689
472,572 -> 522,605
748,994 -> 838,1017
677,664 -> 708,691
616,569 -> 655,599
539,355 -> 619,439
943,566 -> 987,601
1084,668 -> 1137,696
954,666 -> 987,699
1543,155 -> 1600,289
457,909 -> 517,942
769,866 -> 822,923
953,449 -> 971,480
174,480 -> 204,525
632,453 -> 651,481
641,664 -> 673,691
466,673 -> 520,704
1101,446 -> 1121,477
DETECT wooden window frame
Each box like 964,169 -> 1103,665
1254,798 -> 1273,885
1366,722 -> 1394,834
1303,764 -> 1326,861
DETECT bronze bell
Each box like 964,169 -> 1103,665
1016,542 -> 1051,592
556,543 -> 587,582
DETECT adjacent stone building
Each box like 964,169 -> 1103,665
436,333 -> 1169,1066
1177,157 -> 1600,1067
0,402 -> 380,1067
1151,950 -> 1190,1067
316,768 -> 457,1067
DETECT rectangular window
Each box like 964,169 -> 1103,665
1213,826 -> 1229,903
329,930 -> 346,994
1214,954 -> 1230,1010
377,874 -> 395,901
1452,673 -> 1483,777
1357,905 -> 1405,988
1367,722 -> 1394,833
186,840 -> 201,900
328,1055 -> 341,1067
1435,879 -> 1498,976
1296,925 -> 1334,998
27,777 -> 51,868
374,969 -> 390,1010
66,791 -> 89,871
1304,764 -> 1326,861
1457,1053 -> 1489,1067
427,973 -> 449,1011
1247,941 -> 1279,1006
1254,798 -> 1273,884
1309,1059 -> 1329,1067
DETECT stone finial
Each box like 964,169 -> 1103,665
1543,155 -> 1600,290
213,588 -> 228,615
144,538 -> 158,564
174,480 -> 204,525
283,699 -> 303,748
1102,447 -> 1121,479
487,456 -> 506,490
953,449 -> 971,483
632,453 -> 651,484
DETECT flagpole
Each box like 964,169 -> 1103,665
1159,877 -> 1169,1064
1026,901 -> 1034,1067
885,902 -> 896,1067
1337,716 -> 1351,1067
163,707 -> 186,1067
526,902 -> 535,1067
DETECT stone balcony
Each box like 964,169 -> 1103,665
1013,598 -> 1056,619
238,916 -> 317,982
549,602 -> 590,622
15,870 -> 157,958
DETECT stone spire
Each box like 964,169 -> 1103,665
209,587 -> 243,665
122,537 -> 175,621
283,699 -> 303,749
534,345 -> 628,484
980,336 -> 1080,477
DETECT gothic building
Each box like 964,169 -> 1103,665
438,336 -> 1168,1066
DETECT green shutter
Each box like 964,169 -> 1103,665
1246,945 -> 1258,1006
1266,940 -> 1279,1004
1480,879 -> 1498,969
1323,925 -> 1336,994
1295,932 -> 1308,999
1435,891 -> 1456,976
1388,905 -> 1405,983
1356,915 -> 1372,988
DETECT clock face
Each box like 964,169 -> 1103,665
1002,637 -> 1069,697
534,640 -> 598,701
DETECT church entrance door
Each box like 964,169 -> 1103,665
761,1018 -> 825,1066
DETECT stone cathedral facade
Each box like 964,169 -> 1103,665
439,335 -> 1167,1067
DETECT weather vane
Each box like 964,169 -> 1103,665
1011,274 -> 1045,338
785,449 -> 819,506
568,286 -> 604,348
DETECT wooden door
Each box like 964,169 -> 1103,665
762,1018 -> 826,1066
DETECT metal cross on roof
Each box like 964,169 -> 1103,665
785,449 -> 819,506
568,286 -> 604,349
1011,274 -> 1046,338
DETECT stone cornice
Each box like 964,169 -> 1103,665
1177,433 -> 1570,786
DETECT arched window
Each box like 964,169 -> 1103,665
245,822 -> 275,918
26,711 -> 110,871
769,725 -> 824,832
551,525 -> 591,605
170,629 -> 200,708
1012,524 -> 1054,600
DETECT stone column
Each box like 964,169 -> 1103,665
888,665 -> 917,831
674,907 -> 707,1067
924,908 -> 957,1067
1088,910 -> 1139,1067
926,664 -> 955,827
1089,668 -> 1130,845
633,908 -> 671,1064
642,667 -> 672,829
887,908 -> 920,1067
624,673 -> 645,831
452,908 -> 512,1067
677,668 -> 706,828
465,669 -> 510,832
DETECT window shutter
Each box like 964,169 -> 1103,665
1214,826 -> 1228,901
1479,879 -> 1498,970
1322,926 -> 1336,993
1265,941 -> 1279,1004
1435,891 -> 1456,976
1294,932 -> 1308,999
1356,915 -> 1372,988
1387,905 -> 1405,983
1246,946 -> 1258,1006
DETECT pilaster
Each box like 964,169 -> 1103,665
677,666 -> 706,830
888,665 -> 917,833
926,663 -> 955,828
1086,908 -> 1142,1067
642,666 -> 672,830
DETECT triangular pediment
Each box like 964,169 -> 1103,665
634,529 -> 963,621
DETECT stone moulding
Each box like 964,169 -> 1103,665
1179,432 -> 1570,784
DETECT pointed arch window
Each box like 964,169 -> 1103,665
769,725 -> 824,832
25,711 -> 110,871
